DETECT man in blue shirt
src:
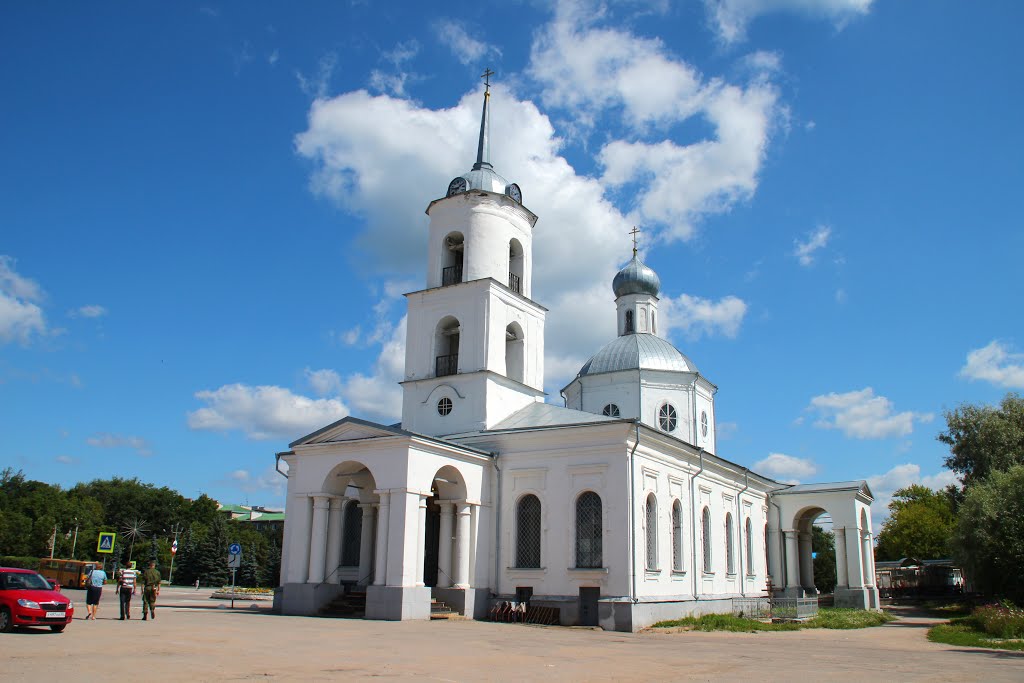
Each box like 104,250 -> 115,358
85,566 -> 107,620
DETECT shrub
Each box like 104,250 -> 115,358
1,555 -> 42,570
969,602 -> 1024,639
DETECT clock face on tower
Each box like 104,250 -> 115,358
447,177 -> 468,197
506,183 -> 522,204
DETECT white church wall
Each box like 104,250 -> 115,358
575,370 -> 642,419
639,376 -> 695,443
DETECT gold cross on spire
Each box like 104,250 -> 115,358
629,226 -> 641,255
481,68 -> 494,93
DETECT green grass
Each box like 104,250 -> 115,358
652,608 -> 895,632
929,620 -> 1024,652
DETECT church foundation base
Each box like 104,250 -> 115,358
277,582 -> 343,616
834,586 -> 880,610
433,587 -> 485,619
365,585 -> 432,621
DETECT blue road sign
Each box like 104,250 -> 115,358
229,543 -> 241,555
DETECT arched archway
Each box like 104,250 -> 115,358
320,461 -> 379,587
423,465 -> 469,589
791,506 -> 837,598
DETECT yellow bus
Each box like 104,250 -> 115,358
38,559 -> 98,589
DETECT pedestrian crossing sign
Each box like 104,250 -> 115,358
97,532 -> 116,553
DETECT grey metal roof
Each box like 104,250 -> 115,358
774,480 -> 872,496
489,402 -> 619,430
458,165 -> 511,193
613,254 -> 661,298
576,333 -> 698,378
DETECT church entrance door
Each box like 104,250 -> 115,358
423,496 -> 441,587
579,587 -> 600,626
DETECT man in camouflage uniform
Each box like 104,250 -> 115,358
141,560 -> 161,620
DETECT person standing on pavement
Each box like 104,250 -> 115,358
141,560 -> 161,620
85,565 -> 107,620
117,564 -> 137,620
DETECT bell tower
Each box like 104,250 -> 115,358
401,72 -> 546,436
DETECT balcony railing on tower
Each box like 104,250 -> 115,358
442,265 -> 463,287
435,354 -> 459,377
508,272 -> 521,294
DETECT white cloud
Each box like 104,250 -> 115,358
959,340 -> 1024,389
0,255 -> 47,345
296,52 -> 337,99
69,304 -> 107,318
434,20 -> 500,66
794,225 -> 831,266
335,315 -> 406,422
661,293 -> 748,341
187,384 -> 348,441
369,40 -> 420,97
55,455 -> 77,465
268,49 -> 280,66
86,432 -> 152,457
753,452 -> 817,483
225,466 -> 286,497
866,462 -> 959,522
704,0 -> 874,45
807,387 -> 933,440
305,368 -> 342,397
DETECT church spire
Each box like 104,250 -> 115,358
473,68 -> 494,171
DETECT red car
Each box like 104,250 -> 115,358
0,567 -> 74,633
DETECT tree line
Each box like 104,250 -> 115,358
875,392 -> 1024,602
0,472 -> 281,588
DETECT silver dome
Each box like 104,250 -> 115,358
577,333 -> 697,378
612,254 -> 661,298
459,165 -> 510,194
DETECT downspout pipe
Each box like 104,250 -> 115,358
736,468 -> 749,597
493,451 -> 502,599
690,448 -> 705,601
629,422 -> 641,605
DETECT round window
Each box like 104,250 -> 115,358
658,403 -> 677,432
700,410 -> 708,437
602,403 -> 620,417
437,397 -> 453,416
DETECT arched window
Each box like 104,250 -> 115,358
602,403 -> 620,417
702,507 -> 712,573
575,492 -> 602,568
341,500 -> 362,567
441,232 -> 464,286
505,322 -> 525,383
726,512 -> 735,574
516,495 -> 542,568
640,308 -> 648,332
434,316 -> 460,377
645,494 -> 658,570
508,239 -> 524,294
672,500 -> 684,572
658,403 -> 677,432
624,310 -> 634,334
745,518 -> 754,575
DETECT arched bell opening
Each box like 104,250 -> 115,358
505,321 -> 525,384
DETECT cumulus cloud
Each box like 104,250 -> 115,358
86,432 -> 152,457
55,455 -> 77,465
0,255 -> 47,345
305,368 -> 343,397
226,466 -> 286,497
69,304 -> 107,318
661,293 -> 747,340
794,225 -> 831,266
959,340 -> 1024,389
434,20 -> 501,66
753,452 -> 817,483
704,0 -> 874,45
806,387 -> 933,439
187,384 -> 348,441
866,462 -> 959,522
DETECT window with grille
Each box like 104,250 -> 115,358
645,494 -> 658,570
602,403 -> 620,417
672,500 -> 683,572
702,507 -> 712,573
745,518 -> 754,575
625,310 -> 634,334
658,403 -> 677,432
341,501 -> 362,567
575,492 -> 602,568
726,512 -> 735,574
516,494 -> 542,568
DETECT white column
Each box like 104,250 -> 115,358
767,528 -> 783,587
784,531 -> 800,589
416,494 -> 428,587
453,502 -> 471,589
845,526 -> 864,588
798,531 -> 814,590
307,495 -> 330,584
373,491 -> 390,586
285,495 -> 313,584
325,497 -> 345,584
357,503 -> 376,586
862,532 -> 875,587
437,502 -> 454,588
834,528 -> 848,588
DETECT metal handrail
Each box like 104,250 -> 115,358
436,354 -> 458,377
442,265 -> 463,286
508,272 -> 521,293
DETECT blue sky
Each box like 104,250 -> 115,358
3,1 -> 1022,519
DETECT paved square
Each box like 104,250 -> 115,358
5,588 -> 1023,681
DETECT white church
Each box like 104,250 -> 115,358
275,80 -> 881,631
